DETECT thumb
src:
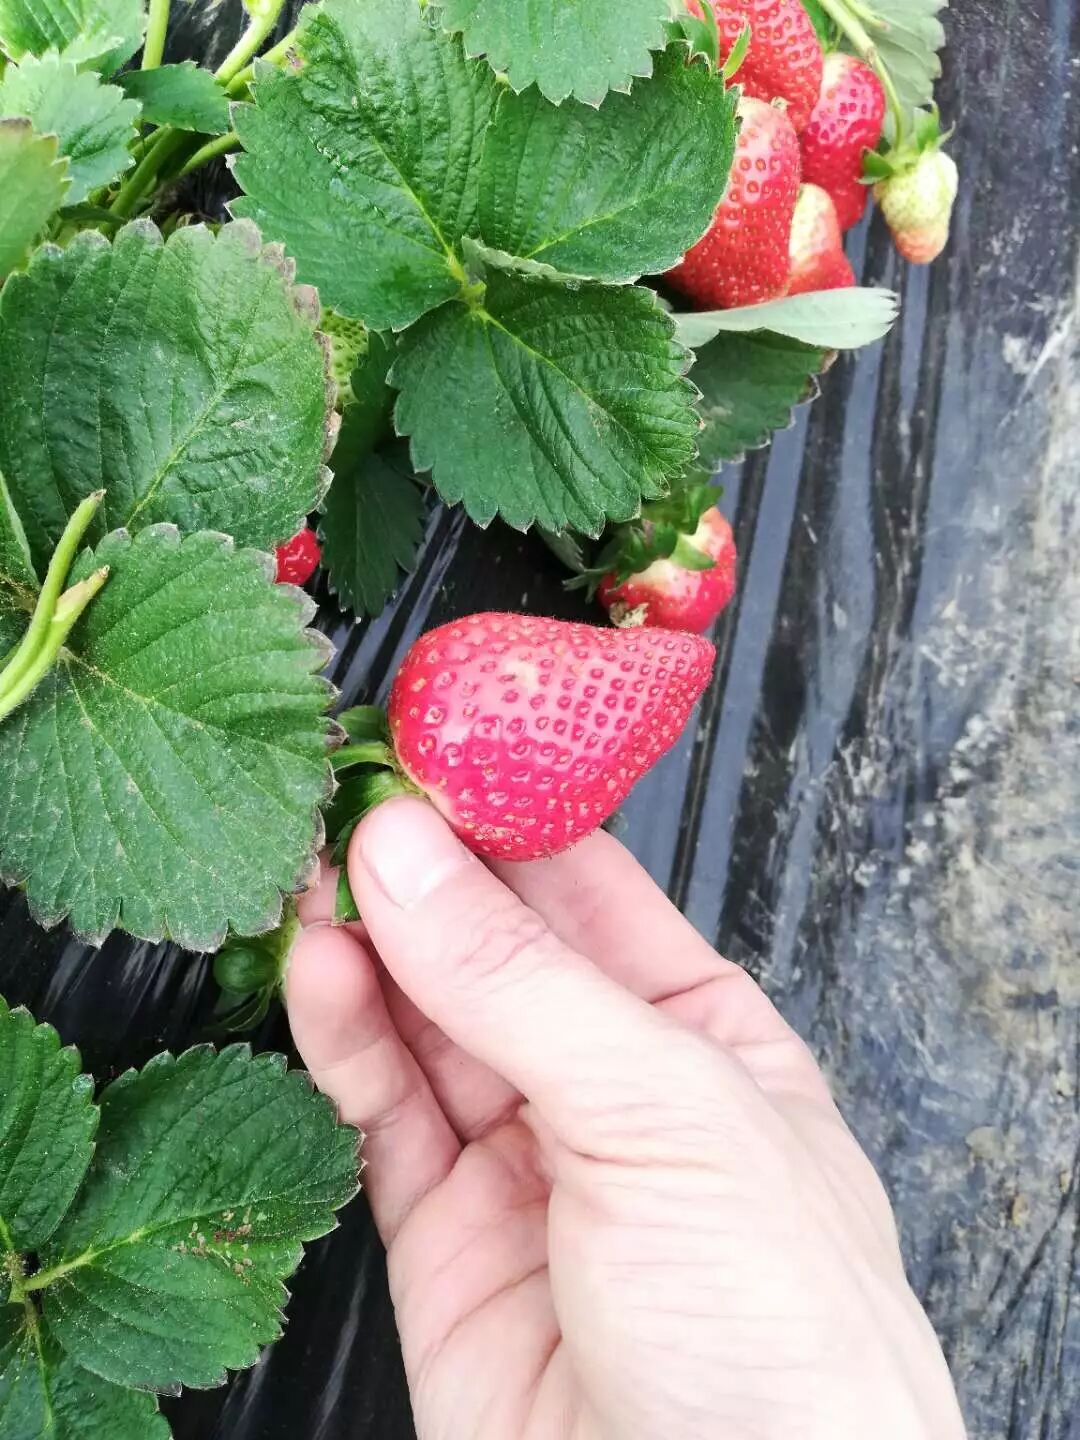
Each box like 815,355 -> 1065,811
346,797 -> 753,1158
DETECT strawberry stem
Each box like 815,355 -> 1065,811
0,567 -> 110,722
142,0 -> 171,71
0,492 -> 107,716
214,0 -> 289,86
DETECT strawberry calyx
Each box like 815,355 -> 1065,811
326,704 -> 420,921
861,104 -> 951,184
566,482 -> 720,599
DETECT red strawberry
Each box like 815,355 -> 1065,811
386,613 -> 714,860
275,526 -> 321,586
598,509 -> 737,634
800,53 -> 886,231
786,183 -> 855,294
667,95 -> 801,310
689,0 -> 823,132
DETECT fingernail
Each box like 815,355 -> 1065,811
356,796 -> 473,909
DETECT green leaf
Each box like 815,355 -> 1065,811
0,471 -> 36,593
0,1312 -> 169,1439
0,527 -> 334,949
231,0 -> 498,330
0,220 -> 333,576
0,998 -> 96,1255
319,443 -> 427,617
0,0 -> 146,75
341,331 -> 396,454
0,55 -> 138,204
477,47 -> 737,284
672,287 -> 900,350
691,330 -> 824,474
868,0 -> 947,121
117,61 -> 230,135
0,119 -> 70,279
439,0 -> 676,105
38,1044 -> 359,1391
391,270 -> 698,536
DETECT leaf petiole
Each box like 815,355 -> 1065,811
142,0 -> 172,71
225,24 -> 302,96
176,130 -> 240,178
0,567 -> 110,722
215,0 -> 290,86
332,740 -> 396,771
0,490 -> 105,704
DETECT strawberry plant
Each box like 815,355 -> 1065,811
0,0 -> 955,1427
0,995 -> 358,1434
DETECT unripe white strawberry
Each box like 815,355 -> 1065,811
874,148 -> 959,265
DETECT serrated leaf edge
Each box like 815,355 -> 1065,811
0,526 -> 339,950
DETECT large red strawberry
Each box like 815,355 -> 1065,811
690,0 -> 823,132
598,509 -> 736,634
383,613 -> 714,860
800,53 -> 886,231
786,183 -> 855,294
666,95 -> 801,309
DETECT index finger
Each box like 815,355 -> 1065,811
491,830 -> 794,1048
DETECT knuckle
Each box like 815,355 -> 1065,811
449,894 -> 561,988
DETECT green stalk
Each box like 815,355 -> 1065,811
142,0 -> 171,70
0,568 -> 110,722
0,491 -> 104,702
110,128 -> 188,217
332,741 -> 396,771
816,0 -> 907,143
176,130 -> 241,179
225,23 -> 302,95
215,0 -> 289,86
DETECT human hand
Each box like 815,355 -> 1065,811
288,797 -> 966,1440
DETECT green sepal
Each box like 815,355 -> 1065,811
334,870 -> 361,925
328,771 -> 410,866
213,942 -> 279,997
720,21 -> 751,81
679,6 -> 721,70
864,104 -> 946,182
567,481 -> 720,595
336,706 -> 390,746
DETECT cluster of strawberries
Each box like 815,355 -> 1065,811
668,0 -> 956,309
